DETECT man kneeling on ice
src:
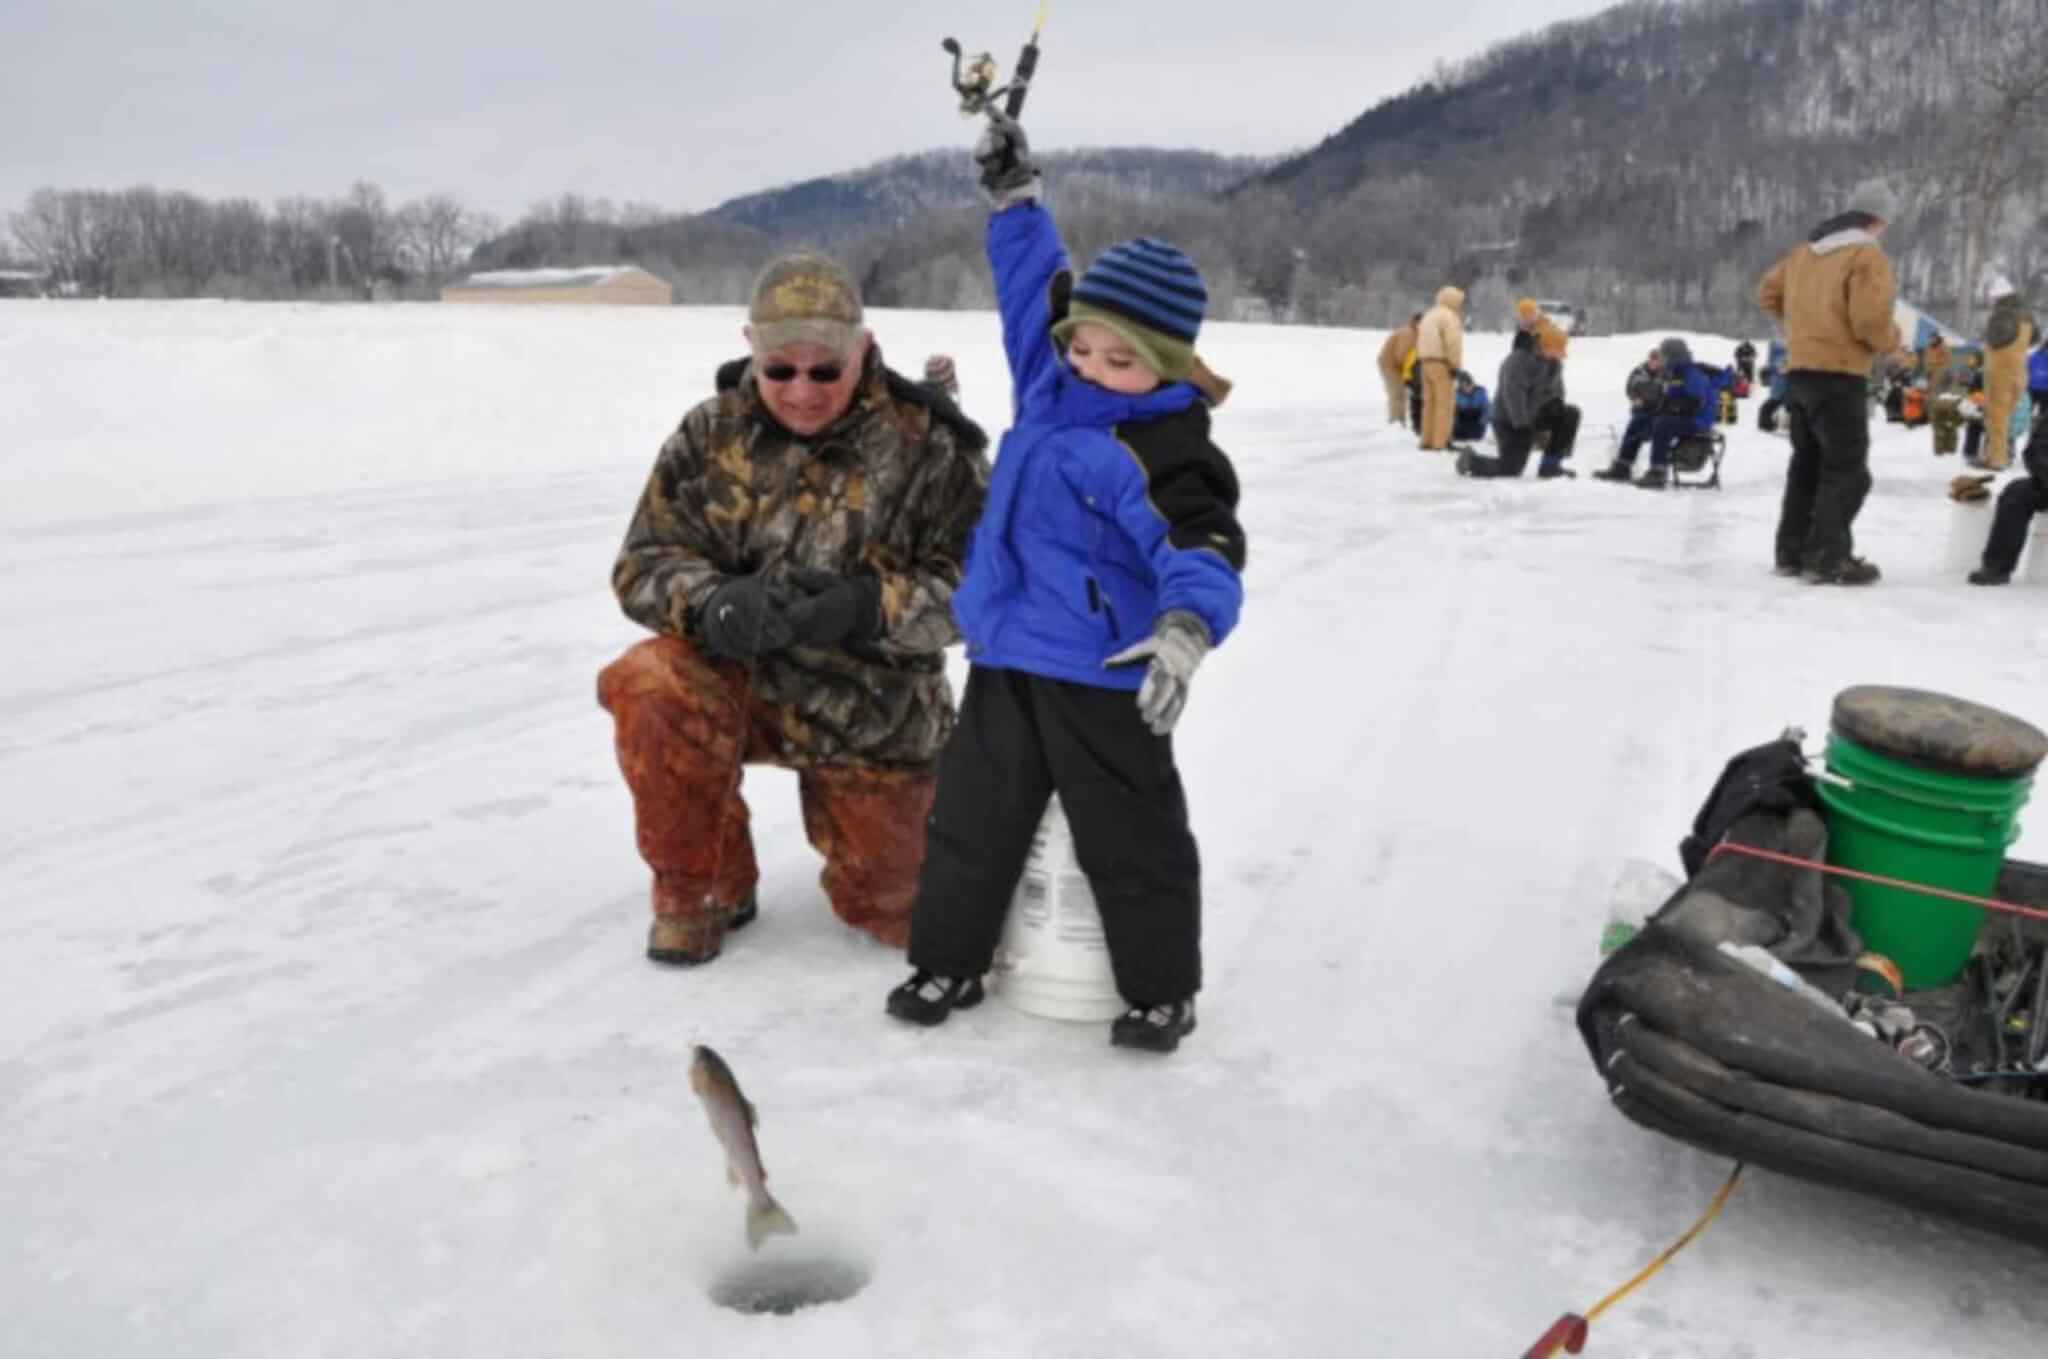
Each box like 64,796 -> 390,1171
883,113 -> 1247,1055
598,253 -> 990,965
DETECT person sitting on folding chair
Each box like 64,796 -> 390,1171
1593,337 -> 1713,489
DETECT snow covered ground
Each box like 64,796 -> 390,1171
4,299 -> 2047,1357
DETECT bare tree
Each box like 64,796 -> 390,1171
1947,38 -> 2048,327
270,196 -> 328,291
9,189 -> 75,280
13,189 -> 130,295
333,181 -> 395,291
394,194 -> 483,284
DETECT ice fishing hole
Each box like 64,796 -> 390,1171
709,1254 -> 871,1315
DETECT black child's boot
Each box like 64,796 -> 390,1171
886,970 -> 985,1027
1110,999 -> 1198,1054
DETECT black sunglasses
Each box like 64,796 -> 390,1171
758,361 -> 846,385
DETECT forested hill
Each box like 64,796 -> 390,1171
705,147 -> 1265,250
18,0 -> 2042,328
1237,0 -> 2048,331
467,146 -> 1268,312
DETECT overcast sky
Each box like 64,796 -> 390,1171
7,0 -> 1620,223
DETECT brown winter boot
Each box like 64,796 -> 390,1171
647,889 -> 758,966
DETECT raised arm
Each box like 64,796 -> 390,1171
987,202 -> 1068,399
973,113 -> 1067,400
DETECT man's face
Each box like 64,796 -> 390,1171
746,330 -> 870,437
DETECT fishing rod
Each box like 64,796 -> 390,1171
941,3 -> 1047,122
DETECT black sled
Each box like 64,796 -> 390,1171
1576,733 -> 2048,1247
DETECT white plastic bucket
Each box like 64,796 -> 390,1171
1941,497 -> 1991,577
991,798 -> 1124,1022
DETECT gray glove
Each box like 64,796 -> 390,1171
1104,610 -> 1211,736
974,112 -> 1041,208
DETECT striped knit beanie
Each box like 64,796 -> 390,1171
1050,237 -> 1207,382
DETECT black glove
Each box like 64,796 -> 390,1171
697,575 -> 797,661
781,567 -> 883,649
974,112 -> 1041,208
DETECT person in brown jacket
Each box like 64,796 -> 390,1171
1376,313 -> 1420,427
1756,179 -> 1901,585
599,252 -> 991,965
1415,286 -> 1466,450
1983,277 -> 2038,471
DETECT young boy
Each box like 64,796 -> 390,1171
884,114 -> 1246,1054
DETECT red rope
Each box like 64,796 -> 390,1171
1704,841 -> 2048,926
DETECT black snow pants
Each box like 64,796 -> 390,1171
906,664 -> 1202,1005
1471,403 -> 1579,479
1467,425 -> 1533,478
1981,477 -> 2045,576
1533,400 -> 1580,464
1774,372 -> 1873,572
1981,423 -> 2048,574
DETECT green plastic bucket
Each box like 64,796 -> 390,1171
1815,732 -> 2033,989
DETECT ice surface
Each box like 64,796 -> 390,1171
4,299 -> 2046,1357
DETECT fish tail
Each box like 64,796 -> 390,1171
746,1194 -> 798,1250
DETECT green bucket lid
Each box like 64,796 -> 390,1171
1831,685 -> 2048,779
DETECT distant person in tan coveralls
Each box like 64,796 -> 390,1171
1983,276 -> 2038,472
1376,313 -> 1420,427
1415,287 -> 1466,450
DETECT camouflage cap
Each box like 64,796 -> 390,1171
748,252 -> 864,357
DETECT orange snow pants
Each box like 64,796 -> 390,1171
596,636 -> 935,949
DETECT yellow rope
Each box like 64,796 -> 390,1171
1584,1164 -> 1745,1324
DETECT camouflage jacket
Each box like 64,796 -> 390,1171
613,349 -> 990,769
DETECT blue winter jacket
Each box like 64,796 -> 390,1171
2030,345 -> 2048,394
1662,363 -> 1718,434
949,203 -> 1246,690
